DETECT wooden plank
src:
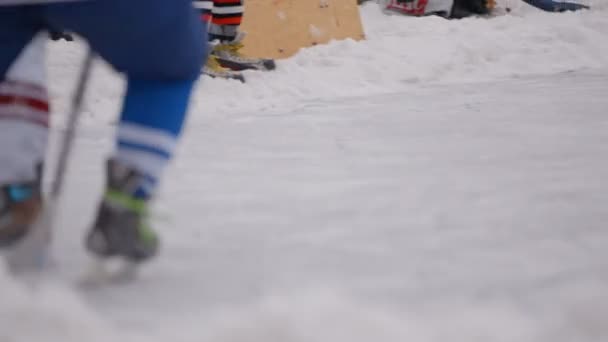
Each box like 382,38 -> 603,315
240,0 -> 365,59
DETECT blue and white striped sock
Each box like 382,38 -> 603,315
111,78 -> 195,199
114,122 -> 177,199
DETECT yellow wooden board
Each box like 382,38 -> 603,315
241,0 -> 365,59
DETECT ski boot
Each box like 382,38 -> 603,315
85,159 -> 159,263
0,177 -> 42,248
212,33 -> 276,72
202,54 -> 246,83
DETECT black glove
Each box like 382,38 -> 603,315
49,30 -> 74,41
468,0 -> 494,14
451,0 -> 494,18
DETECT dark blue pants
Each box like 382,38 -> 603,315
0,0 -> 206,81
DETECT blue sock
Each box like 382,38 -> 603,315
114,78 -> 195,198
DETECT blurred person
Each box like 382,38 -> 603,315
193,0 -> 275,82
0,0 -> 205,264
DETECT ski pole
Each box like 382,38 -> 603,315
52,49 -> 94,199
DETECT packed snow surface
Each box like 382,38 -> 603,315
1,2 -> 607,342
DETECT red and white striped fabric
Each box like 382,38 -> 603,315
1,32 -> 49,128
193,0 -> 244,42
193,0 -> 244,25
0,33 -> 49,184
0,80 -> 49,128
384,0 -> 453,16
386,0 -> 429,15
0,78 -> 49,183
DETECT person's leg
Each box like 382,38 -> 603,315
0,7 -> 48,184
194,0 -> 246,80
45,0 -> 205,261
193,0 -> 214,24
209,0 -> 244,43
192,0 -> 243,43
206,0 -> 275,72
0,6 -> 48,246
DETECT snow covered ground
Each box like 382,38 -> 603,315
2,2 -> 608,342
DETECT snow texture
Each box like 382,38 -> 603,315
1,2 -> 608,341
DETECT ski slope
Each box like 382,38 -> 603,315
2,2 -> 608,341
